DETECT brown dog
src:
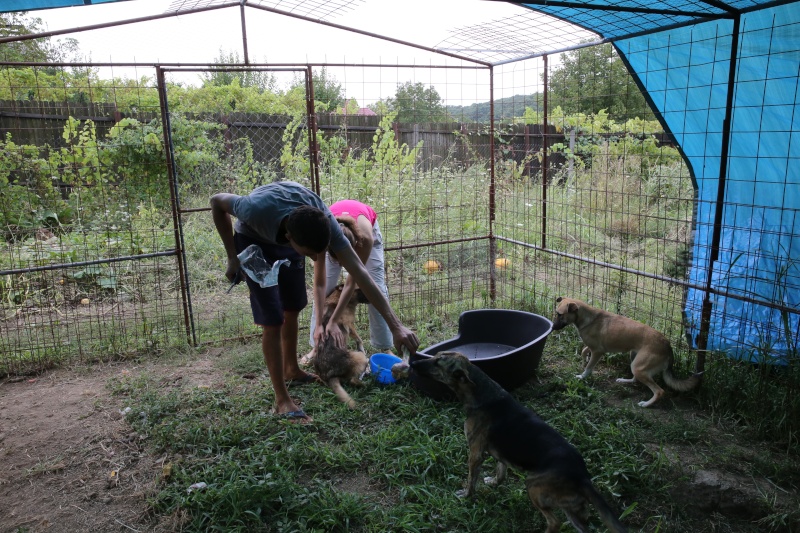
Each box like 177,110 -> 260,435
312,285 -> 369,408
411,351 -> 627,532
552,296 -> 701,407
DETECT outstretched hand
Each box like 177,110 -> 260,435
324,322 -> 347,349
393,325 -> 420,356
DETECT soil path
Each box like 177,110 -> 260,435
0,354 -> 221,533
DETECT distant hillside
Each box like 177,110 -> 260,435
447,93 -> 542,123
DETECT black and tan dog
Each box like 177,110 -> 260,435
312,285 -> 369,408
411,351 -> 627,533
552,296 -> 702,407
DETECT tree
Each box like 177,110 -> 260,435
200,49 -> 277,92
286,66 -> 344,112
547,43 -> 651,120
0,12 -> 80,64
339,97 -> 360,115
384,81 -> 447,123
367,99 -> 391,116
311,67 -> 344,112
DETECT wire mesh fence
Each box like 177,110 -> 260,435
0,67 -> 185,373
1,34 -> 798,378
492,49 -> 697,359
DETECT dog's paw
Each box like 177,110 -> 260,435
391,362 -> 410,380
484,476 -> 498,486
455,489 -> 470,499
575,374 -> 586,380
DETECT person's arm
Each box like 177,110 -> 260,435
335,245 -> 419,354
210,193 -> 241,281
314,256 -> 346,348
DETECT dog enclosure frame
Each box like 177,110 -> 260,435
1,0 -> 798,375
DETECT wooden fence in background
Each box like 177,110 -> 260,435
0,100 -> 565,177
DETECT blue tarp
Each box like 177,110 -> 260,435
619,5 -> 800,360
2,0 -> 127,14
523,1 -> 800,360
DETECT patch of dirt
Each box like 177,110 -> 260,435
0,351 -> 227,533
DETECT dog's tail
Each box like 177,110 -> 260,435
328,376 -> 357,409
582,482 -> 627,533
663,347 -> 703,392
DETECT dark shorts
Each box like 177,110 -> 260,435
234,232 -> 307,327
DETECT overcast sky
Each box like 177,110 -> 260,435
30,0 -> 543,105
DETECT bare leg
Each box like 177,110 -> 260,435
281,310 -> 314,382
261,325 -> 307,419
300,347 -> 315,366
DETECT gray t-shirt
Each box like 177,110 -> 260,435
231,181 -> 349,252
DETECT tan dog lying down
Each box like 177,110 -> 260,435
411,351 -> 627,532
552,297 -> 701,407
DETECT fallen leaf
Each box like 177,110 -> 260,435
162,462 -> 172,480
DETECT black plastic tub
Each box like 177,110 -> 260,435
410,309 -> 553,400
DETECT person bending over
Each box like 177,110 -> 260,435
303,199 -> 394,363
210,182 -> 419,423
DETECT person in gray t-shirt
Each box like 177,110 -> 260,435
211,181 -> 419,423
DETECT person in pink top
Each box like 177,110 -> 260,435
304,200 -> 394,362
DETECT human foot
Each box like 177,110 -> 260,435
299,349 -> 316,366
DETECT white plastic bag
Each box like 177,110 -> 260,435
237,244 -> 289,288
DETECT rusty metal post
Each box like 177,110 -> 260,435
305,65 -> 321,194
489,66 -> 497,305
696,14 -> 741,375
541,54 -> 549,250
155,66 -> 196,346
524,124 -> 531,179
239,0 -> 250,64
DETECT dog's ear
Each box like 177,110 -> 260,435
568,302 -> 578,312
353,288 -> 369,304
556,296 -> 563,303
453,368 -> 475,386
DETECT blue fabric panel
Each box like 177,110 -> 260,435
3,0 -> 124,13
618,4 -> 800,360
521,3 -> 716,40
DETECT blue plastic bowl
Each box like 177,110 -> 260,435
370,353 -> 403,384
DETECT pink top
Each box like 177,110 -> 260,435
329,200 -> 377,226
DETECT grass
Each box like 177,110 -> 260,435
109,337 -> 800,533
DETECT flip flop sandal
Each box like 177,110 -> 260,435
275,409 -> 312,424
